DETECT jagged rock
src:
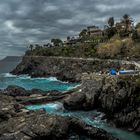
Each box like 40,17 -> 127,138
98,76 -> 140,134
0,95 -> 23,122
0,94 -> 118,140
64,80 -> 101,110
64,91 -> 86,110
3,86 -> 62,97
4,85 -> 28,97
0,111 -> 118,140
63,76 -> 140,134
11,56 -> 135,82
2,86 -> 76,105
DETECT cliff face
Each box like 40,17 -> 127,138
9,56 -> 140,135
0,90 -> 118,140
11,56 -> 135,82
64,76 -> 140,134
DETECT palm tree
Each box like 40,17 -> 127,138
67,36 -> 71,42
108,17 -> 114,27
51,38 -> 63,47
122,14 -> 133,32
28,44 -> 34,51
104,17 -> 116,39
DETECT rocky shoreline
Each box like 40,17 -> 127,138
11,56 -> 136,82
0,56 -> 140,139
0,75 -> 140,139
64,76 -> 140,134
0,88 -> 118,140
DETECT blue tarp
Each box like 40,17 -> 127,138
110,69 -> 117,75
109,69 -> 137,75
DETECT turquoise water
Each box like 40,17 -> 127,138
0,73 -> 140,140
0,73 -> 78,91
27,103 -> 140,140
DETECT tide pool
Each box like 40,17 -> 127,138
26,102 -> 140,140
0,73 -> 79,91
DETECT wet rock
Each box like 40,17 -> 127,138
0,111 -> 118,140
63,76 -> 140,134
2,85 -> 82,106
69,118 -> 119,140
3,86 -> 63,97
11,56 -> 135,82
64,92 -> 86,110
64,80 -> 101,110
0,110 -> 69,140
4,86 -> 28,97
0,95 -> 23,122
0,94 -> 118,140
99,76 -> 140,134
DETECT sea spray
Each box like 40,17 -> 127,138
26,102 -> 140,140
0,73 -> 79,91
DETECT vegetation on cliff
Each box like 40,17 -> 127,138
25,14 -> 140,59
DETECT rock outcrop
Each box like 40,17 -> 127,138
64,80 -> 101,110
99,76 -> 140,134
0,94 -> 118,140
63,76 -> 140,134
2,85 -> 80,105
0,95 -> 23,123
11,56 -> 135,82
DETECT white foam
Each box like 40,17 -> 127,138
1,73 -> 17,78
18,75 -> 31,79
27,102 -> 64,111
47,77 -> 58,81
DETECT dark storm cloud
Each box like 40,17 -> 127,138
0,0 -> 140,58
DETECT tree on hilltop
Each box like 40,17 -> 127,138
108,17 -> 114,27
79,29 -> 88,41
28,44 -> 34,51
104,17 -> 117,39
51,38 -> 63,47
122,14 -> 133,34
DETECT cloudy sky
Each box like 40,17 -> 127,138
0,0 -> 140,59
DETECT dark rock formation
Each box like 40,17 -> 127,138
63,76 -> 140,134
98,76 -> 140,134
4,85 -> 29,97
3,85 -> 61,97
11,56 -> 135,82
0,95 -> 23,122
2,85 -> 80,105
64,80 -> 101,110
0,94 -> 118,140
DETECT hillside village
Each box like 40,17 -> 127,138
26,14 -> 140,59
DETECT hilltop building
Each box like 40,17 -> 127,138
63,36 -> 81,46
87,26 -> 103,37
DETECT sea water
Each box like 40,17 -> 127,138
0,73 -> 140,140
0,73 -> 78,91
27,102 -> 140,140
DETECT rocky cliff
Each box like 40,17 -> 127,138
64,75 -> 140,134
0,92 -> 118,140
10,56 -> 140,136
11,56 -> 135,82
